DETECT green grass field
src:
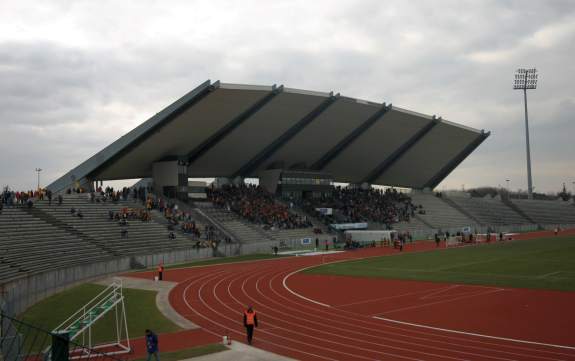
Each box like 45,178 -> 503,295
20,284 -> 180,351
307,235 -> 575,291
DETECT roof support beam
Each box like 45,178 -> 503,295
233,93 -> 339,178
361,116 -> 440,184
187,84 -> 283,165
311,103 -> 390,170
422,130 -> 490,190
81,80 -> 216,184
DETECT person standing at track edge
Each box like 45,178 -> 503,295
243,305 -> 258,345
157,263 -> 164,281
145,329 -> 160,361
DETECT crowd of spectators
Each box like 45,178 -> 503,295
144,195 -> 228,247
300,187 -> 418,228
1,187 -> 64,208
207,184 -> 312,230
108,207 -> 151,223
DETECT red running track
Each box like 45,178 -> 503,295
129,236 -> 575,361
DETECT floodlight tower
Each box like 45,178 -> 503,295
513,68 -> 538,199
35,168 -> 42,190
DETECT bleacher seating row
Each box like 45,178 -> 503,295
513,199 -> 575,225
392,192 -> 575,233
0,194 -> 211,284
2,188 -> 574,285
195,202 -> 316,244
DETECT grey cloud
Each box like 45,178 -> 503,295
1,0 -> 574,192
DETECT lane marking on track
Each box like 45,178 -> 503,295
245,269 -> 465,360
272,272 -> 574,360
182,269 -> 335,360
334,285 -> 454,308
373,316 -> 575,351
419,285 -> 460,300
378,288 -> 505,314
170,239 -> 575,359
257,269 -> 522,361
278,260 -> 575,359
216,267 -> 387,360
282,266 -> 331,308
171,250 -> 575,360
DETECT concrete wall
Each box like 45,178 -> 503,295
0,246 -> 214,316
258,169 -> 282,194
152,161 -> 179,193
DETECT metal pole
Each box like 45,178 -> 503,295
35,168 -> 42,190
523,85 -> 533,199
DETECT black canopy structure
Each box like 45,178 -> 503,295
48,80 -> 489,192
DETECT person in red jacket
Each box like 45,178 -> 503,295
157,263 -> 164,281
243,305 -> 258,345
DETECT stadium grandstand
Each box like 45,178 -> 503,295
2,81 -> 575,291
2,80 -> 575,361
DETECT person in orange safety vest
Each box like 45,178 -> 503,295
243,305 -> 258,345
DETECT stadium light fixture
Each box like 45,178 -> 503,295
513,68 -> 538,199
35,168 -> 42,190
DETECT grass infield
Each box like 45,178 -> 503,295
306,235 -> 575,291
20,284 -> 180,350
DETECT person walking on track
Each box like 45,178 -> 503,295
243,305 -> 258,345
145,329 -> 160,361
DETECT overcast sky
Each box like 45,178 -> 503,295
1,0 -> 574,193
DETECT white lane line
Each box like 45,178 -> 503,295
335,285 -> 455,308
380,288 -> 504,314
256,270 -> 520,361
282,265 -> 331,308
217,267 -> 380,361
243,270 -> 445,360
269,270 -> 566,361
278,262 -> 574,358
420,285 -> 459,300
182,268 -> 335,361
373,316 -> 575,351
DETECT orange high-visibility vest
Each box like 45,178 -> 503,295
244,310 -> 256,325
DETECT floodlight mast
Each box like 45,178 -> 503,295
513,68 -> 538,199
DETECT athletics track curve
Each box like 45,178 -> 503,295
129,236 -> 575,361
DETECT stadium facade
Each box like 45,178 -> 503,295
47,80 -> 489,195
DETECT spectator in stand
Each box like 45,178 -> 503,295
297,186 -> 418,228
207,184 -> 311,230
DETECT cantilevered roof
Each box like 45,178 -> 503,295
48,80 -> 489,192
